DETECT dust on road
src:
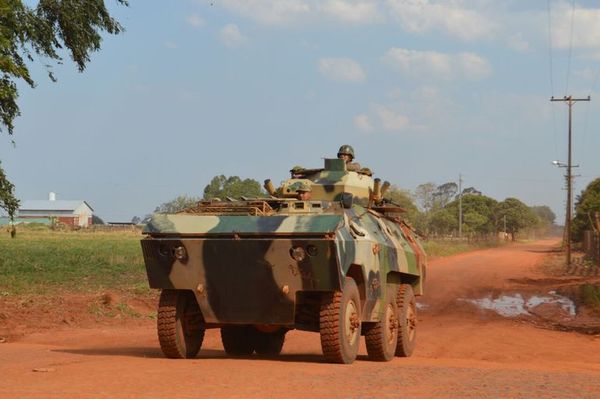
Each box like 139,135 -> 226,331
1,240 -> 599,398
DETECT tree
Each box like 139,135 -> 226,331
1,0 -> 126,219
0,162 -> 19,220
433,182 -> 458,208
414,182 -> 436,213
383,186 -> 422,229
435,194 -> 498,237
429,208 -> 456,235
155,195 -> 200,214
0,0 -> 127,136
531,205 -> 556,226
203,175 -> 265,200
461,187 -> 482,196
572,177 -> 600,242
131,216 -> 141,224
495,198 -> 538,241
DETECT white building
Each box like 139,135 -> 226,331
18,192 -> 94,228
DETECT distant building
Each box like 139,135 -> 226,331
18,192 -> 94,228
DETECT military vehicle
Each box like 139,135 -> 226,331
141,158 -> 426,364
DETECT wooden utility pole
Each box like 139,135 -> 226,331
458,173 -> 463,239
550,95 -> 590,265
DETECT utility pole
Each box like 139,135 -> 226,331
458,173 -> 463,239
550,95 -> 590,265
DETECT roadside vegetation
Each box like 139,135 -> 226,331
423,239 -> 504,258
0,226 -> 145,295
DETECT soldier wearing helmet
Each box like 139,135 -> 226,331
290,165 -> 306,179
296,182 -> 312,201
337,144 -> 361,172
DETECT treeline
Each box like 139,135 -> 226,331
385,182 -> 555,240
573,177 -> 600,242
149,175 -> 557,240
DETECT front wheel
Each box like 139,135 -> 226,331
157,289 -> 205,359
320,277 -> 362,364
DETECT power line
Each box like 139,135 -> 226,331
547,0 -> 560,160
565,0 -> 576,95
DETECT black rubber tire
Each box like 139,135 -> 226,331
319,277 -> 362,364
221,326 -> 255,356
395,284 -> 417,357
365,284 -> 398,361
253,329 -> 286,356
157,289 -> 205,359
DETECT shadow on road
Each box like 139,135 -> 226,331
52,347 -> 330,364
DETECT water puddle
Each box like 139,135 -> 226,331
461,292 -> 577,318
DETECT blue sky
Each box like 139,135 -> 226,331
2,0 -> 600,222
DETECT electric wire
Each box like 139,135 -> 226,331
565,0 -> 576,95
547,0 -> 560,161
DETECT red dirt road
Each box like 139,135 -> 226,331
1,240 -> 600,398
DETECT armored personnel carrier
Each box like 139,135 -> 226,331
141,158 -> 426,364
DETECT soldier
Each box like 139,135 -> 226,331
337,144 -> 361,172
290,165 -> 305,179
296,182 -> 312,201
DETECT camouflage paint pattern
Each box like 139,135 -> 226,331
141,158 -> 426,328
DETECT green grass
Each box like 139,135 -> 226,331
423,239 -> 503,258
0,227 -> 148,295
0,227 -> 503,295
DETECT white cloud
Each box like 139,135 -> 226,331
374,104 -> 411,131
385,0 -> 496,41
382,48 -> 491,80
354,114 -> 373,132
318,57 -> 366,82
219,0 -> 311,26
219,24 -> 248,47
551,1 -> 600,49
355,86 -> 459,134
321,1 -> 383,24
186,14 -> 205,28
457,52 -> 492,80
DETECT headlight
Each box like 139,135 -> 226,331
290,246 -> 306,262
172,246 -> 188,261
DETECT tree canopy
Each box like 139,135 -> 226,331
203,175 -> 265,200
383,186 -> 422,229
495,197 -> 538,240
573,177 -> 600,241
154,195 -> 200,214
0,161 -> 19,218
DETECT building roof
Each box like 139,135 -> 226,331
19,200 -> 94,212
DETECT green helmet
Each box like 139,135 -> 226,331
290,165 -> 305,173
337,144 -> 355,160
296,182 -> 312,192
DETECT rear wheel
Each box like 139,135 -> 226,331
253,329 -> 286,356
365,284 -> 398,361
221,326 -> 255,356
319,277 -> 362,364
157,289 -> 205,359
395,284 -> 417,357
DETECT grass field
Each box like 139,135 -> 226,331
0,227 -> 502,295
0,227 -> 146,295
